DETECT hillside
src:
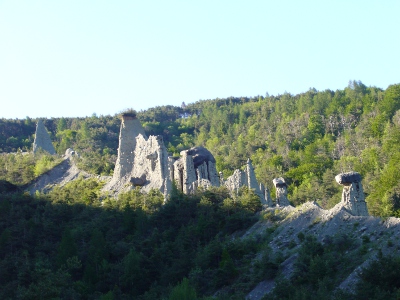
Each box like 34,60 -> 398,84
1,81 -> 400,216
1,81 -> 400,298
1,182 -> 400,299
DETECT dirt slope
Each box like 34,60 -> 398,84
245,202 -> 400,299
25,157 -> 96,194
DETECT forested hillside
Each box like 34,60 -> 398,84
1,81 -> 400,299
1,81 -> 400,217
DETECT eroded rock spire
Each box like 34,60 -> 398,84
112,112 -> 147,182
33,119 -> 56,155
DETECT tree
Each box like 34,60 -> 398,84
56,229 -> 77,268
57,118 -> 67,133
379,83 -> 400,118
168,278 -> 197,300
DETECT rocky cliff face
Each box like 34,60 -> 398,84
32,119 -> 56,155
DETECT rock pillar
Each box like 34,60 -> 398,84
335,171 -> 369,216
33,119 -> 56,155
246,159 -> 265,201
131,134 -> 170,195
112,113 -> 146,181
273,177 -> 290,206
173,147 -> 219,193
181,151 -> 197,194
263,185 -> 274,207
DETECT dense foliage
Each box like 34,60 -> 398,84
266,234 -> 400,300
2,81 -> 400,217
1,182 -> 399,299
1,81 -> 400,298
0,181 -> 265,299
0,151 -> 62,185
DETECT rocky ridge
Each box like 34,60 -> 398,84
244,201 -> 400,299
25,149 -> 93,194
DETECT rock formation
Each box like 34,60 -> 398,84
273,177 -> 291,206
105,115 -> 221,198
32,119 -> 56,155
224,159 -> 266,203
172,147 -> 219,194
104,118 -> 171,197
246,159 -> 264,200
335,171 -> 369,216
263,185 -> 274,207
111,112 -> 147,183
105,114 -> 266,206
131,134 -> 171,197
65,148 -> 78,158
173,151 -> 197,194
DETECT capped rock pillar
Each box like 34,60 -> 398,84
273,177 -> 290,206
112,112 -> 147,181
335,171 -> 369,216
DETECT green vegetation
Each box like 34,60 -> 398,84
1,80 -> 400,298
0,183 -> 264,299
2,182 -> 399,299
265,234 -> 400,300
2,81 -> 400,216
0,150 -> 62,185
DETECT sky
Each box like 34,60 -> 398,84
1,0 -> 399,119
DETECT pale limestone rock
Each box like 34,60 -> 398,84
208,161 -> 220,186
273,177 -> 290,206
224,159 -> 266,205
65,148 -> 75,157
335,171 -> 369,216
173,147 -> 219,193
112,114 -> 147,182
261,184 -> 274,207
106,116 -> 256,201
246,159 -> 265,201
103,113 -> 147,191
225,169 -> 247,194
197,161 -> 209,181
166,157 -> 176,199
33,120 -> 56,155
131,134 -> 170,195
182,151 -> 196,194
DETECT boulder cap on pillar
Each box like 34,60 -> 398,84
183,146 -> 216,168
335,171 -> 362,185
273,177 -> 287,188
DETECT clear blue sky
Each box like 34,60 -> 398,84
1,0 -> 399,119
